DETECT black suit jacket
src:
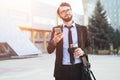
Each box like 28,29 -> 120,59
47,23 -> 91,77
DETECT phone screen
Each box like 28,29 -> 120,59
55,28 -> 61,34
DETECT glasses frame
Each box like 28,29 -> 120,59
60,9 -> 71,15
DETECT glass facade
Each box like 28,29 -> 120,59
101,0 -> 120,30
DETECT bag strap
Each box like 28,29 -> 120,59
89,70 -> 96,80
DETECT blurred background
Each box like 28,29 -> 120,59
0,0 -> 120,80
0,0 -> 120,57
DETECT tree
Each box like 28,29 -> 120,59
113,29 -> 120,49
88,0 -> 114,50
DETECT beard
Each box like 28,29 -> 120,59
60,14 -> 73,22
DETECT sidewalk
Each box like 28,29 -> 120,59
0,53 -> 120,80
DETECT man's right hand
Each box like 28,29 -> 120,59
52,32 -> 64,45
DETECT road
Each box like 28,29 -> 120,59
0,53 -> 120,80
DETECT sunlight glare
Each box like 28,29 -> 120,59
37,0 -> 84,15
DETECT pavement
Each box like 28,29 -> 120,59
0,53 -> 120,80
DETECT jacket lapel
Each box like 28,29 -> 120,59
76,24 -> 84,48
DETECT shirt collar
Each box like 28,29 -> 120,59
63,21 -> 76,28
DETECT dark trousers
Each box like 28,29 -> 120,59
55,63 -> 83,80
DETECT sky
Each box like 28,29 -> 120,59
37,0 -> 84,15
0,0 -> 84,15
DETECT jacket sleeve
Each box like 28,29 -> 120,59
84,28 -> 92,54
81,27 -> 92,67
47,28 -> 56,54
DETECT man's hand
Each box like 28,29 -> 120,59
52,32 -> 64,45
73,48 -> 84,58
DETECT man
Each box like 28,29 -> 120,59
47,2 -> 91,80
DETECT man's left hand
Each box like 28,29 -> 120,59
73,48 -> 84,58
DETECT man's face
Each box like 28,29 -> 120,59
58,6 -> 73,22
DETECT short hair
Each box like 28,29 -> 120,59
57,2 -> 72,15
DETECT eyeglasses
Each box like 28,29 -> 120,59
60,9 -> 71,15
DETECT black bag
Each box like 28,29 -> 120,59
81,55 -> 96,80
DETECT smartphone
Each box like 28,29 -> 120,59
55,28 -> 61,34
